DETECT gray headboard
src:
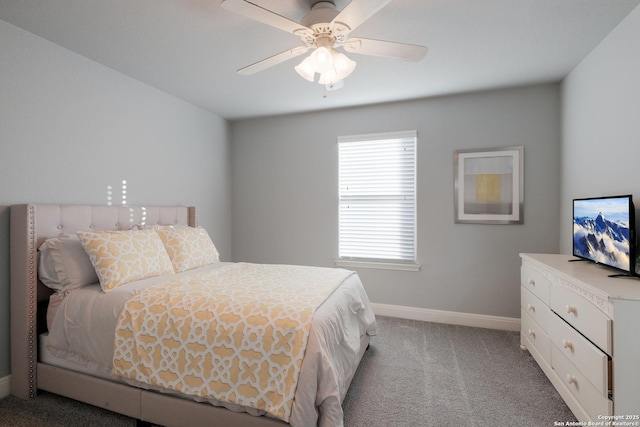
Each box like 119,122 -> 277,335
10,204 -> 197,399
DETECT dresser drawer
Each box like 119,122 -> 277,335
521,286 -> 549,331
550,285 -> 612,354
548,313 -> 610,395
521,264 -> 550,305
521,308 -> 550,363
551,345 -> 613,420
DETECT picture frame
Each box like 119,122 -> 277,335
453,146 -> 524,224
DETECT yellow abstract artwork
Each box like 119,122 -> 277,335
475,174 -> 502,202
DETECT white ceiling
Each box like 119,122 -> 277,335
1,0 -> 639,120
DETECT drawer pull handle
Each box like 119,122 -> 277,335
528,303 -> 535,312
566,305 -> 577,315
562,339 -> 574,351
528,279 -> 535,286
566,374 -> 578,386
528,329 -> 536,338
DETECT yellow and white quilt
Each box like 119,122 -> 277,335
112,262 -> 354,422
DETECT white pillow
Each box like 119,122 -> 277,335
38,234 -> 99,291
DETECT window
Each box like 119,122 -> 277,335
336,130 -> 419,271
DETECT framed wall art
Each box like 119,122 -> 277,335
453,146 -> 524,224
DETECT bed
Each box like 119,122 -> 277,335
10,204 -> 376,427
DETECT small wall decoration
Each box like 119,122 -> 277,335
454,146 -> 524,224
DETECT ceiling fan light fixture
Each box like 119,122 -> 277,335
318,68 -> 338,85
295,46 -> 356,87
295,56 -> 316,82
310,46 -> 333,73
332,51 -> 356,80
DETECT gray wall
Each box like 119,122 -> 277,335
560,5 -> 640,254
230,84 -> 561,319
0,21 -> 231,378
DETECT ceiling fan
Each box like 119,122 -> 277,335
221,0 -> 428,90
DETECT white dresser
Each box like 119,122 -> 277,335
520,253 -> 640,421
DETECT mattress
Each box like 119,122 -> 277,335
44,262 -> 377,427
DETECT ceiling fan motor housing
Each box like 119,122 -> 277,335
303,2 -> 340,26
299,1 -> 348,46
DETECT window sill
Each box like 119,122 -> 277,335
334,259 -> 421,272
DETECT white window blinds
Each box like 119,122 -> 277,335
338,130 -> 417,263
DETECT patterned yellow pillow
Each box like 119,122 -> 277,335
156,226 -> 220,272
78,229 -> 175,292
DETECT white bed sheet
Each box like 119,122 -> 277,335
45,263 -> 377,427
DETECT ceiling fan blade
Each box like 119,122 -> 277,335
331,0 -> 392,32
221,0 -> 310,35
237,46 -> 310,75
343,38 -> 428,62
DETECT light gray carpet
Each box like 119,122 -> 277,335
0,316 -> 576,426
342,316 -> 576,426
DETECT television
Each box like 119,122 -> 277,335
572,195 -> 636,277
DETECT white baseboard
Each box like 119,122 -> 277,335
371,303 -> 521,331
0,375 -> 10,399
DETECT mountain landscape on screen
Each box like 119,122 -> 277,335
573,212 -> 630,271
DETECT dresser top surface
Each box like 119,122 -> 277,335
521,253 -> 640,302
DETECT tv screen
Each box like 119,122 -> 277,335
573,195 -> 635,275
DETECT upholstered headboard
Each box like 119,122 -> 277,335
10,204 -> 197,399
